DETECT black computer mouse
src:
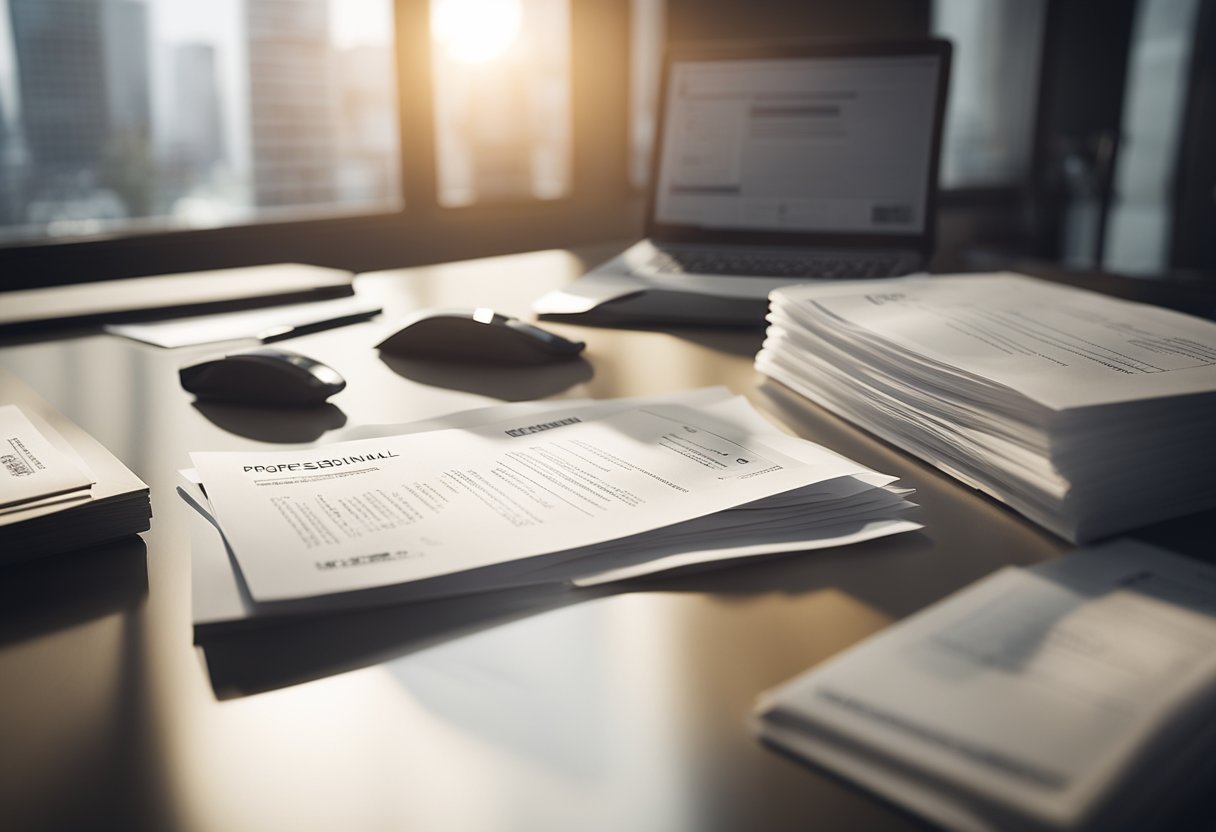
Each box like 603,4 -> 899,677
377,308 -> 586,365
179,348 -> 347,406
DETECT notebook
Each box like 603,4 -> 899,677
535,38 -> 952,325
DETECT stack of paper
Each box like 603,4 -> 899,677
181,389 -> 920,634
755,540 -> 1216,832
1,370 -> 151,564
756,273 -> 1216,542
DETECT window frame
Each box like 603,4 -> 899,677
0,0 -> 637,292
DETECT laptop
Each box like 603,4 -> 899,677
535,39 -> 952,326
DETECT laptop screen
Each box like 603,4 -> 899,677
653,52 -> 944,238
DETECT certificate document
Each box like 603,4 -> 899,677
193,403 -> 830,601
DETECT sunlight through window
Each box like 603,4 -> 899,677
430,0 -> 571,207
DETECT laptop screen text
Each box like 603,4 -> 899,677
654,55 -> 941,236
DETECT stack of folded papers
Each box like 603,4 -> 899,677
756,273 -> 1216,542
755,540 -> 1216,832
1,370 -> 151,563
180,388 -> 920,634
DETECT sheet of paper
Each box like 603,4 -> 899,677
0,405 -> 93,509
572,517 -> 921,586
184,390 -> 918,631
757,540 -> 1216,829
192,402 -> 829,601
184,390 -> 737,629
778,273 -> 1216,410
104,295 -> 380,348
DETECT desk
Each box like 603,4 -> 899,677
1,247 -> 1212,832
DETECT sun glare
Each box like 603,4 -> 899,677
431,0 -> 523,63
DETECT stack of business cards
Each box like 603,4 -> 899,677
1,371 -> 151,564
756,273 -> 1216,542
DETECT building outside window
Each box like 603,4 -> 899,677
0,0 -> 400,242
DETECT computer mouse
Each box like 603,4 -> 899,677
377,308 -> 586,365
179,348 -> 347,406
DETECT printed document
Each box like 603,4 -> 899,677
759,272 -> 1216,541
0,405 -> 93,509
193,402 -> 839,601
184,390 -> 919,633
782,273 -> 1216,410
756,540 -> 1216,832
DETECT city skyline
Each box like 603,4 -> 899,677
0,0 -> 397,238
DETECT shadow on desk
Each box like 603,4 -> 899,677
0,536 -> 173,832
193,401 -> 348,443
379,353 -> 594,401
0,536 -> 148,646
644,326 -> 766,358
548,316 -> 767,359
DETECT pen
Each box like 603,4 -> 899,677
257,307 -> 381,343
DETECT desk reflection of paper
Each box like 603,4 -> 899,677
104,295 -> 380,348
0,405 -> 93,509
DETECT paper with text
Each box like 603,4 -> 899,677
782,273 -> 1216,410
0,405 -> 93,509
757,540 -> 1216,829
192,403 -> 828,601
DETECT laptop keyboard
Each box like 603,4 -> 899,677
648,250 -> 906,279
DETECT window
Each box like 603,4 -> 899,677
0,1 -> 639,289
430,0 -> 571,206
0,0 -> 400,243
628,0 -> 664,189
931,0 -> 1046,189
1103,0 -> 1201,274
626,2 -> 1047,194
